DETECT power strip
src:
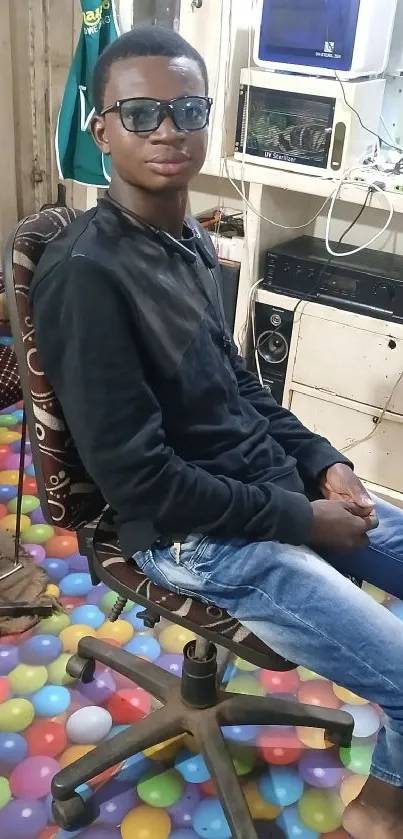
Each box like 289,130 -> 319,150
350,169 -> 403,193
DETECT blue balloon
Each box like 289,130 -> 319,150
42,558 -> 69,582
193,799 -> 231,839
107,724 -> 130,740
0,643 -> 19,675
70,604 -> 105,629
0,484 -> 17,503
279,805 -> 319,839
20,634 -> 62,665
169,832 -> 199,839
0,337 -> 13,346
125,605 -> 148,631
59,572 -> 93,596
0,732 -> 27,765
124,634 -> 161,661
25,462 -> 36,476
116,751 -> 152,784
12,409 -> 25,423
31,684 -> 71,716
222,725 -> 260,743
175,750 -> 211,784
259,767 -> 304,808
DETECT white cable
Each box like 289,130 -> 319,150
325,173 -> 394,257
341,369 -> 403,454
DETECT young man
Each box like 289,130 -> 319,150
31,26 -> 403,839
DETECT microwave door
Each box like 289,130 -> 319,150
241,87 -> 335,169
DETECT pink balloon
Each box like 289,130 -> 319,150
22,543 -> 46,564
9,755 -> 60,799
3,453 -> 31,470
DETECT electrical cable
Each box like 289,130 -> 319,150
325,172 -> 394,257
335,71 -> 403,154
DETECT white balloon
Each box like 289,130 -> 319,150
66,706 -> 112,744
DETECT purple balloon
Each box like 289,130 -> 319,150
80,667 -> 116,703
29,508 -> 47,526
0,643 -> 18,676
2,453 -> 31,471
170,783 -> 201,828
298,749 -> 344,788
1,798 -> 47,838
68,552 -> 89,572
86,583 -> 109,606
81,826 -> 121,839
10,439 -> 31,455
22,543 -> 46,564
97,779 -> 138,824
157,653 -> 184,677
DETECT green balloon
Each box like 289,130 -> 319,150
36,611 -> 71,636
299,789 -> 343,833
0,698 -> 34,732
0,777 -> 11,810
8,663 -> 48,695
298,667 -> 326,681
21,523 -> 55,544
229,743 -> 256,777
0,415 -> 18,427
8,495 -> 40,514
100,591 -> 133,615
340,742 -> 374,775
47,653 -> 75,685
226,675 -> 265,697
137,769 -> 185,808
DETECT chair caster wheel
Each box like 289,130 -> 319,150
325,726 -> 353,749
66,654 -> 95,683
52,793 -> 98,830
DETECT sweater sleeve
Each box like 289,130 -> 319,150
30,256 -> 314,547
230,342 -> 353,482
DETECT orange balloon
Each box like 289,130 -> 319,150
121,805 -> 171,839
201,779 -> 217,796
340,774 -> 366,807
298,680 -> 341,709
59,624 -> 96,653
144,735 -> 185,762
297,727 -> 333,750
322,831 -> 351,839
45,533 -> 79,558
0,504 -> 7,519
59,744 -> 94,768
97,620 -> 133,646
243,781 -> 281,820
0,513 -> 31,533
0,469 -> 20,485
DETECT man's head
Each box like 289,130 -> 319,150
91,26 -> 210,194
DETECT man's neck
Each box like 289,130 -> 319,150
108,179 -> 188,238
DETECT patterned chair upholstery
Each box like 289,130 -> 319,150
3,207 -> 295,672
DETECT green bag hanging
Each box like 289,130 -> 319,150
55,0 -> 120,187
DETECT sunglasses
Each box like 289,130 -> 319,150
101,95 -> 213,134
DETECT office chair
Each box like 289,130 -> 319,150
3,207 -> 354,839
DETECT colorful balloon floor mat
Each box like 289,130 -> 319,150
0,403 -> 402,839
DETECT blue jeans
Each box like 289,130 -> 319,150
133,496 -> 403,787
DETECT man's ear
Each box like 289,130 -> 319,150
91,114 -> 110,155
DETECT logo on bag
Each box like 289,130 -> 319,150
83,0 -> 111,34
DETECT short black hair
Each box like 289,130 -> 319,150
92,24 -> 209,113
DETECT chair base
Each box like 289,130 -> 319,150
51,636 -> 354,839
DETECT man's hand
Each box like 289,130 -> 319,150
320,464 -> 377,523
310,499 -> 376,552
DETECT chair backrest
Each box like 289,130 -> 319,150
2,208 -> 105,531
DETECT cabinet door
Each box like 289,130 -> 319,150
292,314 -> 403,414
290,390 -> 403,493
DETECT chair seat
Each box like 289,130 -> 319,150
88,516 -> 296,672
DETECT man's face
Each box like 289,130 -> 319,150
92,55 -> 209,192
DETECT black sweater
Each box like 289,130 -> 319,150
30,199 -> 351,557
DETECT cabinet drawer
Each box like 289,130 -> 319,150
292,315 -> 403,413
290,390 -> 403,493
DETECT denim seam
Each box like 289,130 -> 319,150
370,764 -> 403,785
203,575 -> 403,694
368,544 -> 403,566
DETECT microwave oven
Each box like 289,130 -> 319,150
234,69 -> 385,177
254,0 -> 398,80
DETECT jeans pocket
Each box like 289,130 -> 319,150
167,533 -> 211,571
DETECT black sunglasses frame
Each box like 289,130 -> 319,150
100,95 -> 213,134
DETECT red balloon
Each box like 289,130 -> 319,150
0,677 -> 9,702
298,680 -> 341,709
322,832 -> 350,839
37,829 -> 58,839
23,476 -> 37,495
107,687 -> 151,724
45,534 -> 79,558
0,445 -> 11,466
26,720 -> 67,758
59,596 -> 86,612
260,668 -> 300,695
257,728 -> 303,765
0,503 -> 8,519
201,780 -> 217,796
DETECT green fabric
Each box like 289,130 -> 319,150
56,0 -> 119,187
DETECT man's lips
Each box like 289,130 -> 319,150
146,153 -> 191,175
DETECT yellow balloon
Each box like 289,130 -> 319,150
234,657 -> 259,672
144,735 -> 185,762
340,774 -> 366,807
60,744 -> 94,768
97,619 -> 133,645
243,781 -> 281,820
183,733 -> 199,753
159,624 -> 196,655
0,432 -> 21,445
0,514 -> 31,533
297,727 -> 333,750
362,582 -> 387,604
46,584 -> 60,598
333,685 -> 368,705
298,667 -> 326,681
121,805 -> 171,839
59,624 -> 96,653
